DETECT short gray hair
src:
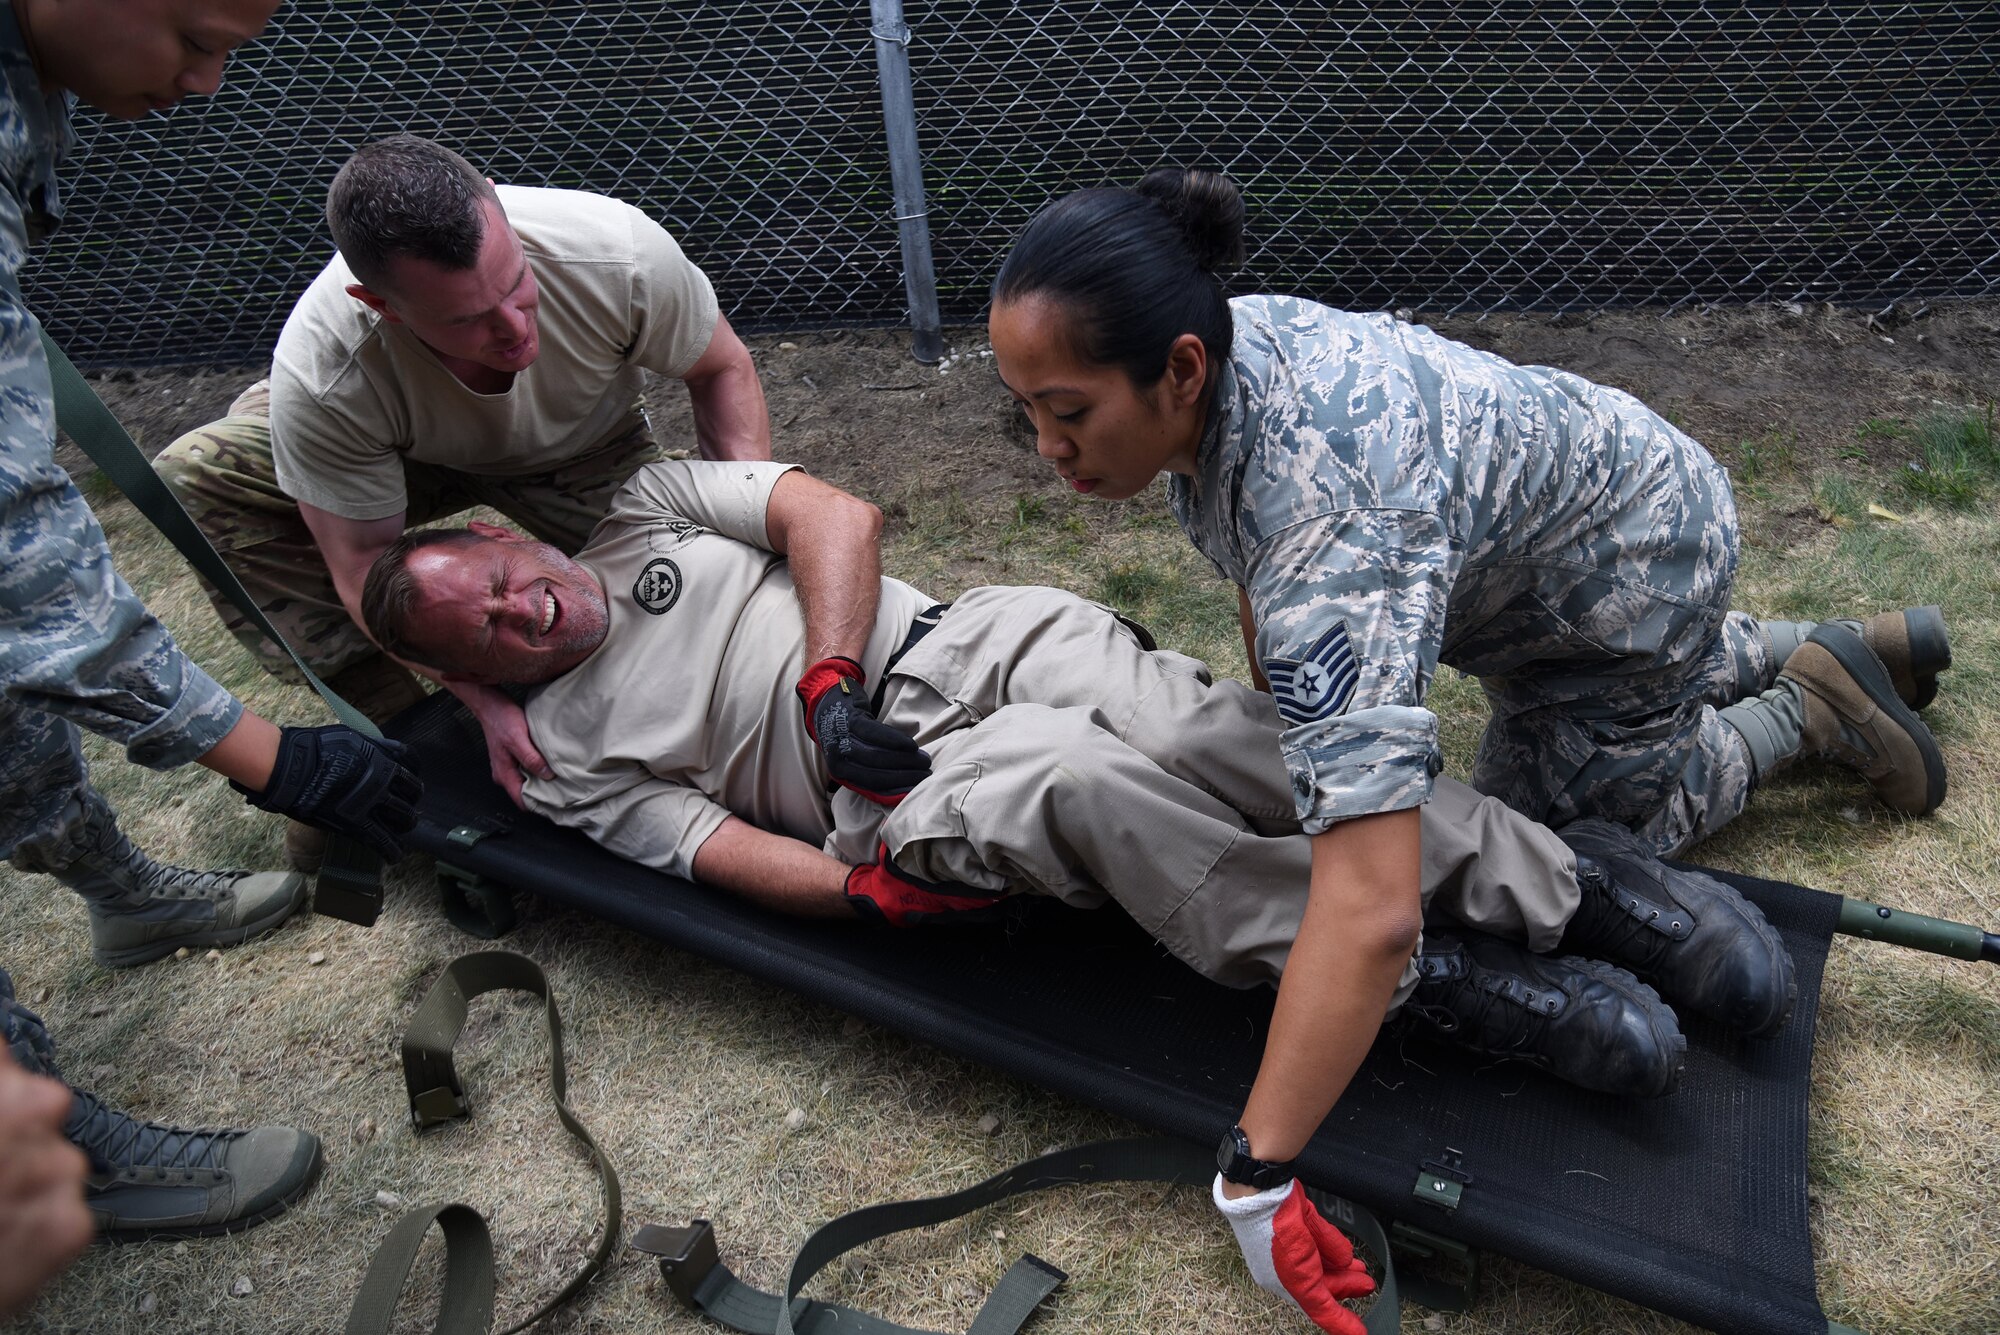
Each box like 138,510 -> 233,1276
326,133 -> 501,292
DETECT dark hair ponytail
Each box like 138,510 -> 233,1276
992,168 -> 1244,397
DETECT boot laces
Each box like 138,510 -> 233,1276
69,1090 -> 242,1173
1412,969 -> 1544,1052
1576,869 -> 1675,972
134,862 -> 251,900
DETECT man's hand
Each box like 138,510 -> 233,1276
1213,1175 -> 1374,1334
797,657 -> 929,804
0,1055 -> 92,1318
844,843 -> 1013,927
452,682 -> 552,809
232,725 -> 422,858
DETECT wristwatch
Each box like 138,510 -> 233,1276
1215,1124 -> 1296,1190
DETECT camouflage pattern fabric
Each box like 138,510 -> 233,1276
0,7 -> 241,861
156,382 -> 665,681
1168,296 -> 1774,855
0,963 -> 60,1080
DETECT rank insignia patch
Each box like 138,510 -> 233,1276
1265,621 -> 1359,726
632,558 -> 683,615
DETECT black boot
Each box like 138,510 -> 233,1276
1405,928 -> 1686,1098
65,1089 -> 323,1241
1556,819 -> 1796,1038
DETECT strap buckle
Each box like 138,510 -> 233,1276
313,838 -> 385,927
409,1084 -> 469,1131
630,1220 -> 719,1306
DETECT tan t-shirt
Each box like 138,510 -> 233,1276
270,184 -> 720,520
519,461 -> 933,880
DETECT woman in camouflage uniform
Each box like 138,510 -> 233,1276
988,169 -> 1949,1334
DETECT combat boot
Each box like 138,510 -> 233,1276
65,1088 -> 322,1241
11,794 -> 305,968
1556,818 -> 1795,1037
1719,623 -> 1946,815
1763,606 -> 1951,709
285,655 -> 430,872
1403,928 -> 1686,1098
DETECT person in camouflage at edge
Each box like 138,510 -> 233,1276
0,0 -> 422,1275
988,170 -> 1950,1335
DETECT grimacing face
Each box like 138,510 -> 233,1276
22,0 -> 279,121
364,199 -> 542,377
402,527 -> 607,685
988,295 -> 1207,501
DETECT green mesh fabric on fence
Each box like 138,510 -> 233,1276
23,0 -> 2000,367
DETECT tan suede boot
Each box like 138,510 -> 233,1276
11,794 -> 306,968
1720,624 -> 1947,816
1762,606 -> 1951,709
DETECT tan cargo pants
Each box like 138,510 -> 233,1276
827,586 -> 1580,1000
152,380 -> 663,682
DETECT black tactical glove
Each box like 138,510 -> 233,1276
796,656 -> 931,804
232,725 -> 422,858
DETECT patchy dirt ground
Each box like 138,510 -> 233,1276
78,299 -> 2000,522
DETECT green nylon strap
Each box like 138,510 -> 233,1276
342,1203 -> 497,1335
347,951 -> 622,1335
29,322 -> 385,916
638,1136 -> 1402,1335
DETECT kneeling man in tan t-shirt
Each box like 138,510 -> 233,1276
156,135 -> 773,851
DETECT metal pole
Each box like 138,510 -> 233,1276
1836,897 -> 1999,964
870,0 -> 944,364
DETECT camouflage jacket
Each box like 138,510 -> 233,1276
1168,295 -> 1732,833
0,8 -> 241,768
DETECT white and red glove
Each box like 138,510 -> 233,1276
1213,1174 -> 1375,1334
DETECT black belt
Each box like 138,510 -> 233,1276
885,602 -> 950,675
873,602 -> 949,713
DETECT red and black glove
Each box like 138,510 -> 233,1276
844,843 -> 1013,928
797,656 -> 930,805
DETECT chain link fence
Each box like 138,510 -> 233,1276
25,0 -> 1999,368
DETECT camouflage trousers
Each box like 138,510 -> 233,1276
0,963 -> 60,1081
0,696 -> 98,867
153,381 -> 666,682
1457,549 -> 1775,860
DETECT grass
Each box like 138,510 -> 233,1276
4,377 -> 1999,1335
1898,406 -> 2000,509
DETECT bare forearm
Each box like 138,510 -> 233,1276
768,474 -> 885,664
195,711 -> 280,791
1235,807 -> 1423,1172
691,816 -> 854,917
688,359 -> 771,461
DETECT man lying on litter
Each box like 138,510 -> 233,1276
361,458 -> 1797,1330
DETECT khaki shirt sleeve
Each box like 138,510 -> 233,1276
268,361 -> 409,520
522,770 -> 732,883
625,205 -> 720,381
603,459 -> 802,550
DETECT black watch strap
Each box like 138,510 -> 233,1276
1215,1124 -> 1296,1190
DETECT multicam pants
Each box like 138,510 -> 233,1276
153,381 -> 665,682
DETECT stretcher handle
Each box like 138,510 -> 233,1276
1837,897 -> 1999,964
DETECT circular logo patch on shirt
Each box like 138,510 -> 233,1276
632,558 -> 683,615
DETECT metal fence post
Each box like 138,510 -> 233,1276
870,0 -> 944,364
